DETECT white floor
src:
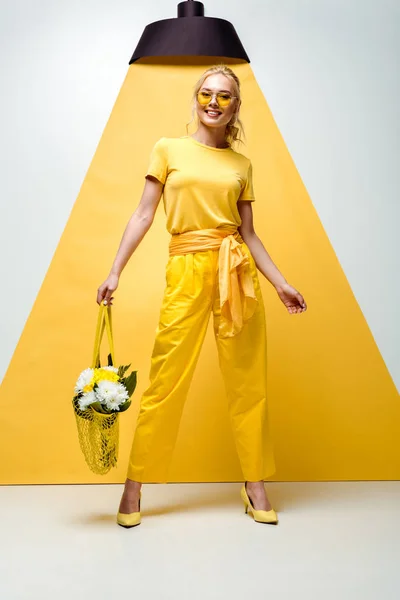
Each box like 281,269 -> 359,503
1,481 -> 399,599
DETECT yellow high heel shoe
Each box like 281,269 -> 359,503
116,491 -> 142,528
241,482 -> 278,525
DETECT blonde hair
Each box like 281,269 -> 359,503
185,63 -> 246,148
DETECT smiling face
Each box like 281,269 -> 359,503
195,73 -> 240,131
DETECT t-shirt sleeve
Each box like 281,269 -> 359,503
238,159 -> 255,202
145,137 -> 168,184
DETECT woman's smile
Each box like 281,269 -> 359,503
205,109 -> 222,118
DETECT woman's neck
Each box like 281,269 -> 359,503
191,124 -> 229,149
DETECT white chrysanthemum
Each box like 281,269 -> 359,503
101,365 -> 119,373
96,380 -> 129,411
78,390 -> 96,411
104,397 -> 123,411
95,379 -> 120,400
74,368 -> 94,394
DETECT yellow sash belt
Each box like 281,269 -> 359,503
169,226 -> 258,338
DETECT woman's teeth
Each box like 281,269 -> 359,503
207,111 -> 220,117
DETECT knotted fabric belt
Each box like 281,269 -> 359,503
168,226 -> 258,338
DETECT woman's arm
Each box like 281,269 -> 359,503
238,201 -> 287,288
96,175 -> 163,305
237,201 -> 307,314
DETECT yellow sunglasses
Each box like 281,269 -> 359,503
197,89 -> 238,108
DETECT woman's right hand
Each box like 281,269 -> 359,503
97,273 -> 119,306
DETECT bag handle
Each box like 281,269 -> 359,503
91,302 -> 116,369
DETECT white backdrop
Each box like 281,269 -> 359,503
0,0 -> 398,390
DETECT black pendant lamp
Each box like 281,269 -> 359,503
129,0 -> 250,64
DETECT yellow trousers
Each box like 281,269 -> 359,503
127,235 -> 276,482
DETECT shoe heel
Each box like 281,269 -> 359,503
241,484 -> 250,514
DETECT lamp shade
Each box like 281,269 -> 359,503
129,0 -> 250,63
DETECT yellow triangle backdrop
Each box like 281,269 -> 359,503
0,57 -> 398,484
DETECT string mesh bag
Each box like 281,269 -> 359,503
72,302 -> 121,475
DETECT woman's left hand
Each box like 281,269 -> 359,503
275,283 -> 307,314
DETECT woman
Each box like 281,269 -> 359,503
97,64 -> 307,528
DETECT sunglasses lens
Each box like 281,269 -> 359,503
197,91 -> 233,107
197,91 -> 211,105
217,93 -> 232,107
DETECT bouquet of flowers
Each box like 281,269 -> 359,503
73,363 -> 136,415
72,301 -> 137,474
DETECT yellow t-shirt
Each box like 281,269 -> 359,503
145,135 -> 255,234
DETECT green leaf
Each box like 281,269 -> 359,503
123,370 -> 137,396
117,363 -> 131,378
91,401 -> 111,414
118,400 -> 132,413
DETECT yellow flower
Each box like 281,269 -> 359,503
92,368 -> 120,385
83,383 -> 94,393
